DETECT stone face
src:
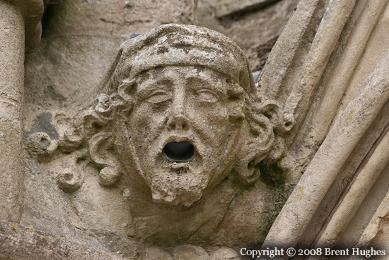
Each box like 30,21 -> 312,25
86,24 -> 286,207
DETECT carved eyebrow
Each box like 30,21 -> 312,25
135,67 -> 170,85
135,78 -> 173,99
185,76 -> 226,94
135,69 -> 174,89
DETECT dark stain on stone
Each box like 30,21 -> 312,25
259,161 -> 286,187
45,85 -> 66,102
157,46 -> 169,54
30,112 -> 59,139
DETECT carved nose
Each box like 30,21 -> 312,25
167,114 -> 189,131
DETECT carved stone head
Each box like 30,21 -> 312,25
82,24 -> 286,207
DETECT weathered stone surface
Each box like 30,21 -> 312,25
0,0 -> 24,223
195,0 -> 299,70
31,24 -> 289,249
0,0 -> 388,258
21,3 -> 198,253
214,0 -> 280,17
209,247 -> 240,259
0,222 -> 128,259
0,0 -> 44,226
262,0 -> 389,250
172,245 -> 209,259
140,247 -> 173,260
19,1 -> 297,253
11,0 -> 45,47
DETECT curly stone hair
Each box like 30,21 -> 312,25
62,24 -> 290,187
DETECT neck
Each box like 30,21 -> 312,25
125,173 -> 239,246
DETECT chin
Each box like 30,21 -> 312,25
138,137 -> 209,207
134,135 -> 228,207
147,167 -> 210,208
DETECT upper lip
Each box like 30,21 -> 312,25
162,134 -> 195,148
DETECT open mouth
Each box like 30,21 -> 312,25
163,141 -> 195,162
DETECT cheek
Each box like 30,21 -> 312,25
191,102 -> 230,130
129,103 -> 167,138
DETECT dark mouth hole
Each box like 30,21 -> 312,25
163,142 -> 195,162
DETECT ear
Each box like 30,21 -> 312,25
236,116 -> 275,184
236,101 -> 280,184
89,131 -> 122,186
118,79 -> 137,101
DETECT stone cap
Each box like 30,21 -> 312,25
10,0 -> 45,48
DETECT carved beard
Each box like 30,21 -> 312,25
144,124 -> 214,207
149,166 -> 209,207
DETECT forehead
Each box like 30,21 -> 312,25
135,65 -> 231,85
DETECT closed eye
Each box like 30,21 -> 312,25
145,90 -> 172,104
195,89 -> 220,103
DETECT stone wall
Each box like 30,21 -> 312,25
0,0 -> 387,259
